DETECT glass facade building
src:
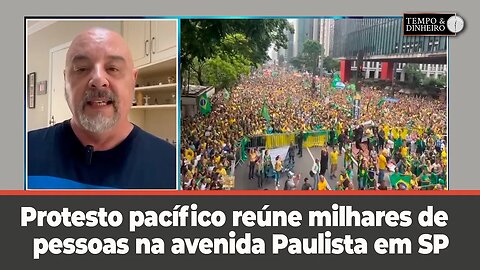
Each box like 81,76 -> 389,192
332,18 -> 447,59
332,18 -> 447,81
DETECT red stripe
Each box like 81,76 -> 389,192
0,190 -> 477,196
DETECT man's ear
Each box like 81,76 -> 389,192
133,68 -> 138,81
132,68 -> 138,93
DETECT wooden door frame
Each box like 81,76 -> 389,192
47,41 -> 70,127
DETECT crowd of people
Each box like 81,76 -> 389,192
180,68 -> 447,190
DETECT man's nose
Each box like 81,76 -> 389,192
89,65 -> 110,89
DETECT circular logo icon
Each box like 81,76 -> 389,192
447,15 -> 465,34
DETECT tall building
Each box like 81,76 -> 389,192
295,19 -> 314,56
332,18 -> 447,82
278,18 -> 334,65
312,19 -> 334,56
286,29 -> 295,61
293,18 -> 334,57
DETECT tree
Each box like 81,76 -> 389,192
423,75 -> 446,88
301,40 -> 323,74
181,19 -> 294,77
189,57 -> 207,86
299,40 -> 323,91
289,56 -> 304,70
323,56 -> 340,73
204,56 -> 239,91
405,64 -> 425,86
202,34 -> 252,90
189,33 -> 253,87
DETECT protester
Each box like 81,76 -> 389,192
301,177 -> 313,190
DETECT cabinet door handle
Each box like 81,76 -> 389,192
151,37 -> 155,54
145,40 -> 149,57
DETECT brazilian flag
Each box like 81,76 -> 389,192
261,102 -> 271,123
377,97 -> 386,108
390,173 -> 413,189
198,92 -> 211,115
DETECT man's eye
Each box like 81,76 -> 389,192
74,67 -> 87,72
108,67 -> 120,72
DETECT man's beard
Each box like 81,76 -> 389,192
67,89 -> 120,134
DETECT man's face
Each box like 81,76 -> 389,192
64,28 -> 137,133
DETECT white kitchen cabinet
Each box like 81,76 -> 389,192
123,20 -> 177,68
124,20 -> 178,144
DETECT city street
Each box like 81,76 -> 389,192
234,146 -> 352,190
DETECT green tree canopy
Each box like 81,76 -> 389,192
181,19 -> 294,73
202,34 -> 252,90
323,56 -> 340,73
302,40 -> 323,74
405,64 -> 425,86
288,40 -> 324,74
289,56 -> 304,70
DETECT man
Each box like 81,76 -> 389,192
255,152 -> 264,189
301,177 -> 312,190
28,27 -> 175,189
317,175 -> 330,191
338,170 -> 352,190
377,125 -> 385,153
337,130 -> 346,153
274,155 -> 283,187
288,142 -> 295,165
311,158 -> 321,190
320,147 -> 329,176
297,130 -> 303,157
357,163 -> 369,190
354,124 -> 364,151
329,127 -> 336,148
283,171 -> 296,190
330,148 -> 339,179
248,148 -> 257,180
377,149 -> 388,186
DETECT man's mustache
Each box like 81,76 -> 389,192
81,89 -> 118,110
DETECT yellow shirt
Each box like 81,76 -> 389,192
392,128 -> 399,140
417,127 -> 424,136
401,128 -> 408,140
410,178 -> 419,188
383,126 -> 390,137
249,151 -> 257,162
441,150 -> 447,166
318,180 -> 328,190
216,168 -> 227,176
400,146 -> 408,157
330,151 -> 339,164
275,160 -> 283,172
378,154 -> 387,170
185,148 -> 194,162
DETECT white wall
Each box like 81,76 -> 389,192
27,20 -> 122,131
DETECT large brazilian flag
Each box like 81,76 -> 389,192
389,173 -> 413,189
198,92 -> 212,115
